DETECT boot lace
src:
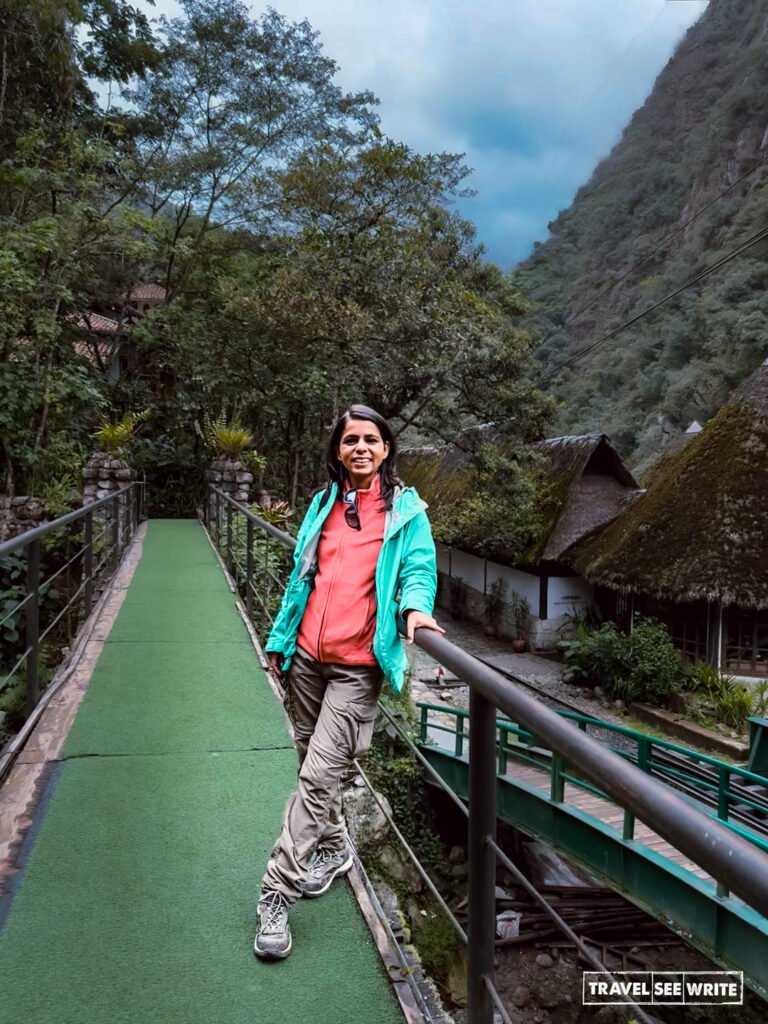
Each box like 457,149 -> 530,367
261,889 -> 287,929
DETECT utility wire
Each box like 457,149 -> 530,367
535,221 -> 768,387
564,154 -> 767,328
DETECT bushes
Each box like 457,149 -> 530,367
686,662 -> 757,732
560,618 -> 685,706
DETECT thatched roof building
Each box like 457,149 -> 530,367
567,359 -> 768,609
400,432 -> 640,569
532,434 -> 640,562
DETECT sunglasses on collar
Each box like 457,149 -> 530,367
342,488 -> 361,530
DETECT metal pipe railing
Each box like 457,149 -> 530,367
0,482 -> 145,736
205,483 -> 768,1024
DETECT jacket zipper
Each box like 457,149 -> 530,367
316,520 -> 348,661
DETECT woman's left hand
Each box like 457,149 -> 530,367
406,611 -> 446,644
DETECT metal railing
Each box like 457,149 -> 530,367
204,484 -> 768,1024
417,702 -> 768,859
0,483 -> 144,745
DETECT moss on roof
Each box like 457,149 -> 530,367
400,434 -> 639,567
567,361 -> 768,607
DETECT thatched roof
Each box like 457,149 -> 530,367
399,433 -> 640,567
566,359 -> 768,607
532,435 -> 640,562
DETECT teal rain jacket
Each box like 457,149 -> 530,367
265,481 -> 437,692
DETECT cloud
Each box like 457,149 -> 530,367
142,0 -> 708,266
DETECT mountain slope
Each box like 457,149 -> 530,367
513,0 -> 768,465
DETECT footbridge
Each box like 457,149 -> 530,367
0,486 -> 766,1024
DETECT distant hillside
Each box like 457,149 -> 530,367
512,0 -> 768,466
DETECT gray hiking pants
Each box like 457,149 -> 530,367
263,644 -> 383,902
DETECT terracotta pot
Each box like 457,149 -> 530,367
484,624 -> 497,638
511,638 -> 527,653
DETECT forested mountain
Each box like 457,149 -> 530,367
512,0 -> 768,466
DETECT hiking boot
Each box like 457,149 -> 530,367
254,889 -> 292,959
301,844 -> 354,898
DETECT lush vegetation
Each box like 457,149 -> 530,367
2,0 -> 550,523
561,617 -> 765,728
560,617 -> 687,706
512,0 -> 768,468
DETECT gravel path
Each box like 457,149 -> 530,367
407,612 -> 638,758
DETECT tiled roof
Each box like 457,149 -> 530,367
76,313 -> 120,333
129,283 -> 166,301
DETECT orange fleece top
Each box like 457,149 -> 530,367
297,474 -> 385,664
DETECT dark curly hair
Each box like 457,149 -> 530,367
324,405 -> 403,510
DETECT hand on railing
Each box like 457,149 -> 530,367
406,611 -> 445,644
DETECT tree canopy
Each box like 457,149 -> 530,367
2,0 -> 550,554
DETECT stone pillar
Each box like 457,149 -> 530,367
204,457 -> 253,521
81,452 -> 137,547
0,495 -> 47,543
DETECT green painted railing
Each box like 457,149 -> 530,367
416,702 -> 768,859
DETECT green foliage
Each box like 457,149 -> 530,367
626,618 -> 684,704
484,577 -> 507,627
560,617 -> 685,705
715,683 -> 753,731
430,442 -> 552,566
752,680 -> 768,717
197,413 -> 256,460
1,0 -> 551,516
92,410 -> 148,455
412,899 -> 463,988
512,0 -> 768,465
507,589 -> 530,640
560,621 -> 628,689
248,501 -> 294,527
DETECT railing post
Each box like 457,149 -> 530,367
217,491 -> 223,549
497,725 -> 507,775
717,766 -> 731,898
25,538 -> 41,716
84,510 -> 94,616
246,517 -> 254,619
112,494 -> 120,566
455,715 -> 464,757
624,736 -> 651,840
226,503 -> 233,572
550,752 -> 565,803
468,689 -> 496,1024
419,705 -> 428,743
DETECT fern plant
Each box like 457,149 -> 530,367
92,410 -> 149,455
197,413 -> 255,460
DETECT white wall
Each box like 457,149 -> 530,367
547,576 -> 594,619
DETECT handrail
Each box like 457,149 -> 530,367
0,486 -> 140,559
0,482 -> 145,733
415,631 -> 768,917
204,483 -> 768,1024
416,701 -> 768,855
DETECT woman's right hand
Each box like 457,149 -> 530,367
267,651 -> 284,680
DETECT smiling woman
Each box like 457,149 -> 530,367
254,403 -> 444,960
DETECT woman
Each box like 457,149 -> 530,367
254,404 -> 444,960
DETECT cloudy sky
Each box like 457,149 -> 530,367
143,0 -> 708,268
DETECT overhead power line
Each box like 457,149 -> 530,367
564,154 -> 767,329
535,221 -> 768,388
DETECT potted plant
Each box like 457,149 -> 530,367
508,591 -> 530,653
484,577 -> 507,638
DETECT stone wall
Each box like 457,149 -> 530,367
204,457 -> 253,504
81,453 -> 136,503
0,496 -> 47,543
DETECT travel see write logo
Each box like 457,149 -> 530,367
583,971 -> 743,1005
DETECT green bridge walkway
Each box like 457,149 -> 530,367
0,521 -> 403,1024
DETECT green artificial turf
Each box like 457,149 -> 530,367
0,521 -> 403,1024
